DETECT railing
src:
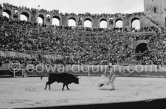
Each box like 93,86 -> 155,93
1,64 -> 166,78
0,49 -> 83,60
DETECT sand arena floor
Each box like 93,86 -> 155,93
0,77 -> 166,108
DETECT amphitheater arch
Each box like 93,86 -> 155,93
131,17 -> 141,30
2,9 -> 11,18
37,14 -> 45,24
135,40 -> 149,53
52,16 -> 60,26
115,18 -> 123,28
68,17 -> 77,27
99,19 -> 108,28
20,12 -> 30,21
84,18 -> 92,28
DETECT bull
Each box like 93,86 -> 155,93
44,73 -> 79,91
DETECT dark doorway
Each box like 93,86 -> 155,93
135,43 -> 148,53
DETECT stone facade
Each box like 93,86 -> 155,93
144,0 -> 166,28
0,1 -> 165,29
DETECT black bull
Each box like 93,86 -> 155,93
44,73 -> 79,90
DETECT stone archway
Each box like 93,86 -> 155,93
68,17 -> 77,27
99,19 -> 108,28
52,16 -> 60,26
2,9 -> 11,18
37,14 -> 45,24
135,43 -> 148,53
20,12 -> 30,21
115,18 -> 123,28
131,17 -> 141,30
84,18 -> 92,28
135,41 -> 149,61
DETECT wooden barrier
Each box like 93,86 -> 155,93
0,64 -> 166,78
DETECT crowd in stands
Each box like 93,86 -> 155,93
0,15 -> 166,66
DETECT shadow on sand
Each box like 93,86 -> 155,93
20,98 -> 166,109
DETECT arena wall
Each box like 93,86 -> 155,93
0,3 -> 163,29
0,64 -> 166,78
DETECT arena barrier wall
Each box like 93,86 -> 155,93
0,64 -> 166,77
